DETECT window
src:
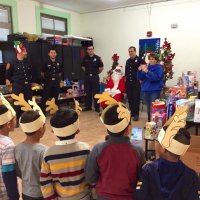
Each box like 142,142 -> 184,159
41,14 -> 67,37
0,5 -> 12,41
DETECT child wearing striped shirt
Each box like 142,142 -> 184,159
0,103 -> 19,200
40,107 -> 90,200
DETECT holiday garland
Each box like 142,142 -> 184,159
159,39 -> 175,84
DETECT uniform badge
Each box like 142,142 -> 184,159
93,58 -> 96,62
135,59 -> 138,63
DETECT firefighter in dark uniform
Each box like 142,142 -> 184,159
5,41 -> 32,125
125,46 -> 144,121
81,45 -> 104,112
41,48 -> 63,113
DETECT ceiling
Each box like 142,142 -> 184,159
34,0 -> 173,14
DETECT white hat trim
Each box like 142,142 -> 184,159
20,115 -> 44,133
103,118 -> 130,133
52,119 -> 79,137
0,110 -> 14,125
158,128 -> 190,156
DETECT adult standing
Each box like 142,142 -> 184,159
81,45 -> 104,112
6,41 -> 32,125
137,52 -> 164,122
125,46 -> 144,121
41,48 -> 63,113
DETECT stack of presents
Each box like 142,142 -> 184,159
144,71 -> 200,175
145,71 -> 199,139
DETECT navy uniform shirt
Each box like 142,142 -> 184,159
42,59 -> 62,81
81,55 -> 103,75
6,59 -> 32,84
125,56 -> 144,82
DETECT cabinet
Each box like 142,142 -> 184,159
0,41 -> 86,83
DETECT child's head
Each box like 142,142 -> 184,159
0,104 -> 16,134
156,126 -> 191,158
50,107 -> 79,140
19,110 -> 45,138
101,104 -> 131,136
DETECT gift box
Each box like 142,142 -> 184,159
144,122 -> 157,139
171,86 -> 187,99
194,99 -> 200,123
167,101 -> 176,120
163,86 -> 172,98
176,99 -> 195,121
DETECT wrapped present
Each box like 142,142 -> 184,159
176,99 -> 195,121
187,86 -> 195,97
145,122 -> 157,139
194,99 -> 200,123
171,86 -> 187,99
152,100 -> 166,109
167,101 -> 176,120
163,86 -> 172,98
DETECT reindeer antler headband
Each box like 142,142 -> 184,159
157,105 -> 189,156
0,93 -> 16,125
11,93 -> 45,133
45,98 -> 82,137
95,92 -> 131,133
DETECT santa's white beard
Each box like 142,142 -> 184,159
112,74 -> 122,83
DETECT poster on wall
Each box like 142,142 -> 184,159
139,38 -> 160,58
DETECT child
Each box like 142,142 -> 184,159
85,92 -> 146,200
0,94 -> 19,200
15,110 -> 47,200
40,107 -> 91,199
135,106 -> 199,200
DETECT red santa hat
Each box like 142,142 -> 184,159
114,65 -> 123,73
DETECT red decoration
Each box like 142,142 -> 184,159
159,38 -> 175,85
147,31 -> 152,37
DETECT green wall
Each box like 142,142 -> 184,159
0,0 -> 18,32
35,6 -> 71,35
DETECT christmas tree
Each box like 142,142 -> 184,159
159,38 -> 175,85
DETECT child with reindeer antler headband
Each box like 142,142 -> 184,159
85,92 -> 146,200
135,106 -> 199,200
0,93 -> 19,200
40,98 -> 91,200
11,93 -> 48,200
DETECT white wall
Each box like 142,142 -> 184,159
81,0 -> 200,86
16,0 -> 81,36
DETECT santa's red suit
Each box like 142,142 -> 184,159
101,66 -> 126,108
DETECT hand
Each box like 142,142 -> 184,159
6,79 -> 11,86
138,65 -> 142,71
141,65 -> 148,73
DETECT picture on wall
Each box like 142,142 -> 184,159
139,38 -> 160,57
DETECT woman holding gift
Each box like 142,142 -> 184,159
137,53 -> 164,122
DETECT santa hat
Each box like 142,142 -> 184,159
114,65 -> 123,74
0,93 -> 16,126
14,41 -> 26,54
157,105 -> 190,156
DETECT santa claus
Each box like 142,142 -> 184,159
101,65 -> 126,108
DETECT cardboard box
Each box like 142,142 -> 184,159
181,136 -> 200,175
194,99 -> 200,123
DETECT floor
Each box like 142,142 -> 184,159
10,107 -> 148,148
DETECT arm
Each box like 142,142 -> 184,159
85,145 -> 100,185
40,158 -> 57,199
98,57 -> 104,74
5,63 -> 13,85
145,66 -> 163,81
135,166 -> 150,200
2,144 -> 19,200
137,70 -> 146,81
187,171 -> 199,200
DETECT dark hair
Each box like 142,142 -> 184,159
163,126 -> 190,145
103,104 -> 130,136
129,46 -> 136,51
87,45 -> 94,50
0,105 -> 9,128
57,134 -> 76,141
50,107 -> 78,128
148,52 -> 159,62
48,47 -> 56,52
20,110 -> 40,135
